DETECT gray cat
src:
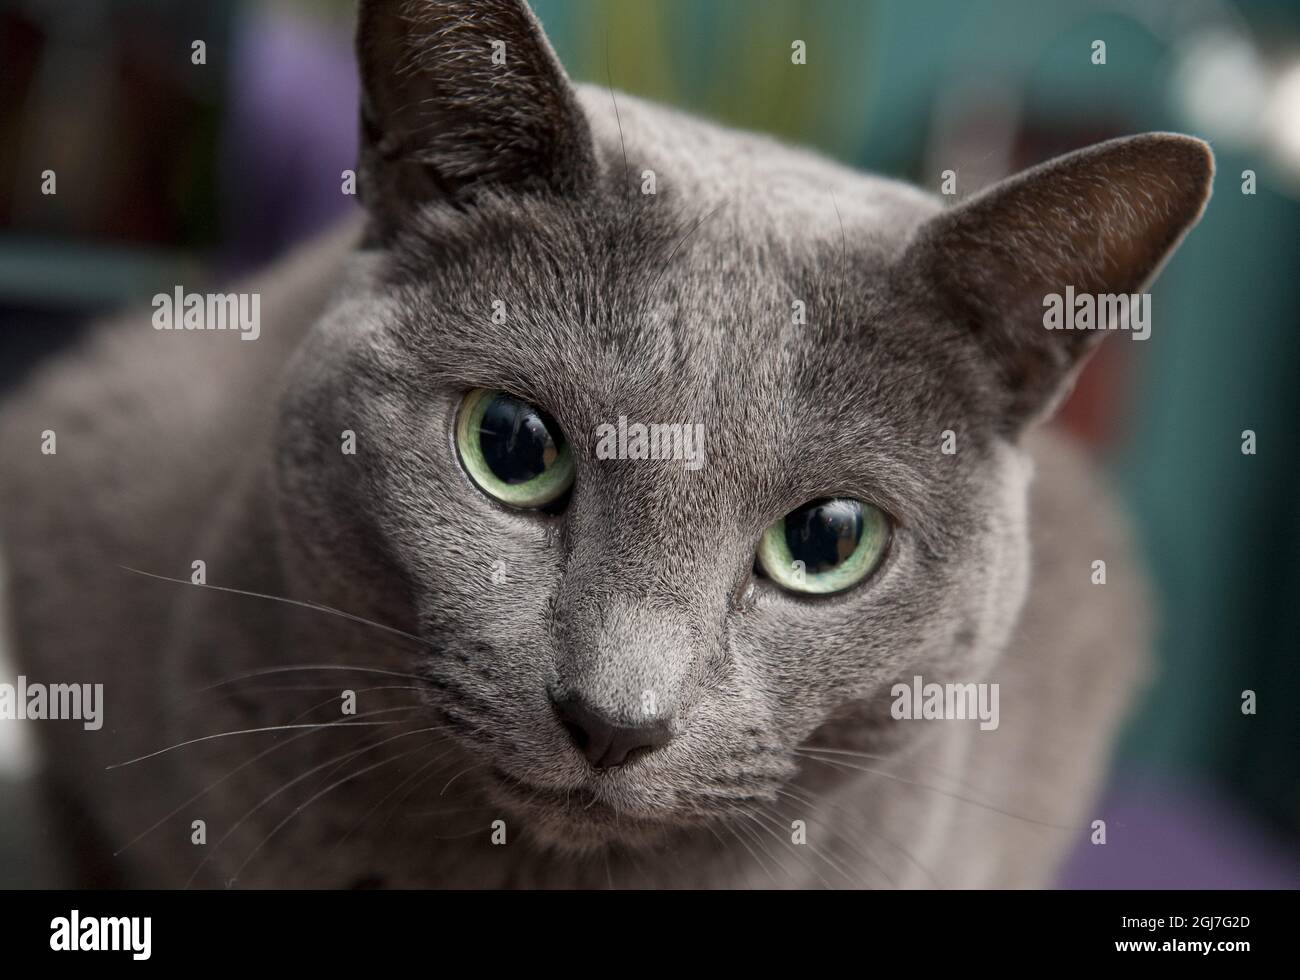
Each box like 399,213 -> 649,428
0,0 -> 1211,888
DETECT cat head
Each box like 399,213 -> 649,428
273,0 -> 1212,851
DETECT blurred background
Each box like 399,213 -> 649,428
1,0 -> 1297,887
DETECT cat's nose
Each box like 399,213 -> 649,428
549,691 -> 674,770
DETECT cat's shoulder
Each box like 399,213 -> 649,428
1023,425 -> 1147,587
0,220 -> 361,585
1017,422 -> 1152,704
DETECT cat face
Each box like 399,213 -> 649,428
273,0 -> 1211,852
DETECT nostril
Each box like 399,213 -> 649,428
559,716 -> 590,754
613,742 -> 659,769
549,690 -> 673,770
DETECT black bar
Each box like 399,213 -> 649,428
0,889 -> 1284,965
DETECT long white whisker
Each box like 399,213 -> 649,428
332,743 -> 462,850
107,720 -> 403,770
793,749 -> 1067,830
774,786 -> 900,888
112,705 -> 426,856
229,735 -> 444,885
190,664 -> 432,696
117,564 -> 430,647
184,724 -> 450,888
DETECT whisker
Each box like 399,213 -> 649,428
604,29 -> 630,196
793,749 -> 1067,830
720,814 -> 779,887
830,189 -> 848,280
274,687 -> 425,733
97,673 -> 429,749
733,807 -> 805,886
769,779 -> 946,883
774,786 -> 906,889
107,720 -> 406,770
332,744 -> 462,850
648,199 -> 730,296
228,739 -> 438,886
198,683 -> 425,697
184,724 -> 449,888
439,761 -> 485,796
194,664 -> 433,694
111,705 -> 427,856
702,822 -> 753,889
117,565 -> 431,648
797,743 -> 987,794
182,683 -> 429,708
748,800 -> 837,883
770,789 -> 894,888
379,767 -> 480,832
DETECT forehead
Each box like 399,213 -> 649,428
390,167 -> 946,372
379,185 -> 989,543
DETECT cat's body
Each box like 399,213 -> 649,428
0,1 -> 1206,888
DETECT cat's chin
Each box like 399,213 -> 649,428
484,766 -> 695,854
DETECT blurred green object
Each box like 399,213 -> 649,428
532,0 -> 878,162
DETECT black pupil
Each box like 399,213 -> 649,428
784,499 -> 864,574
479,394 -> 562,485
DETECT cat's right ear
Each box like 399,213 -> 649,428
901,134 -> 1213,433
355,0 -> 597,236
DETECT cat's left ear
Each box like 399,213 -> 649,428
902,133 -> 1213,431
355,0 -> 596,235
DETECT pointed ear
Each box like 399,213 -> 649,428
903,133 -> 1213,431
356,0 -> 597,234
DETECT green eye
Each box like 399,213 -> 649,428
755,498 -> 890,595
455,388 -> 575,508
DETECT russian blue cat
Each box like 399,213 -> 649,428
0,0 -> 1211,887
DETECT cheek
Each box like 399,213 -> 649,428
414,538 -> 558,635
728,524 -> 933,697
372,426 -> 564,632
724,459 -> 1037,717
404,511 -> 563,672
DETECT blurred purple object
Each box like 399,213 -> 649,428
219,10 -> 360,273
1057,772 -> 1300,889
